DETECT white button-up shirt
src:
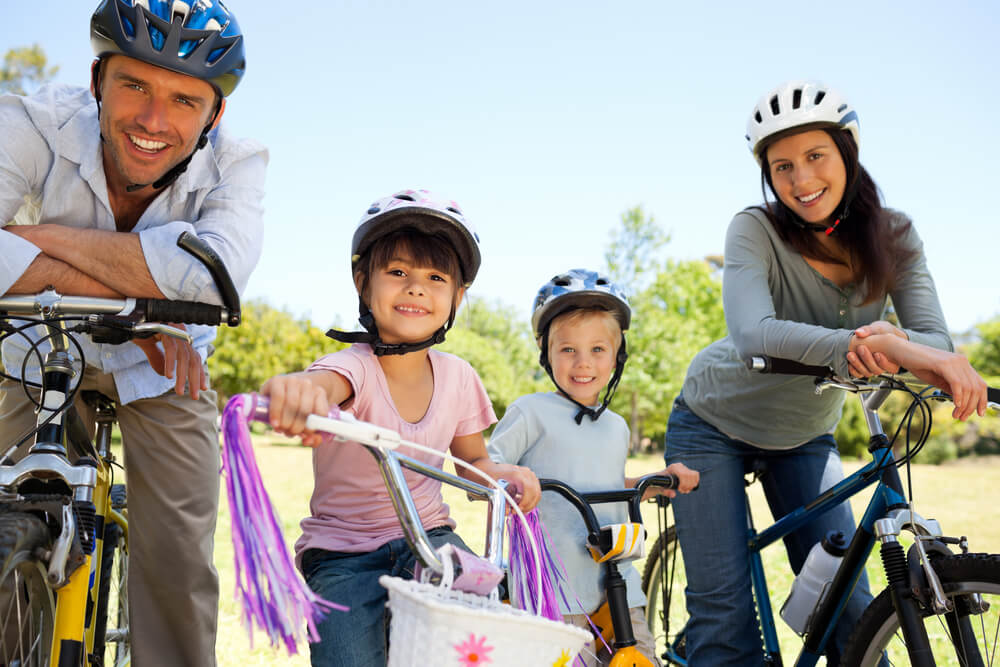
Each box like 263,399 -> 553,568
1,85 -> 267,403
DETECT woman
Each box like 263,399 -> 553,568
664,80 -> 988,665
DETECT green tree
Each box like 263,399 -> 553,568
968,317 -> 1000,379
441,297 -> 546,421
207,300 -> 343,407
604,205 -> 670,291
1,45 -> 59,95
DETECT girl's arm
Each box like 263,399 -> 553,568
451,432 -> 541,512
260,369 -> 353,446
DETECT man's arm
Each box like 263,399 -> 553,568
7,253 -> 122,298
4,225 -> 162,298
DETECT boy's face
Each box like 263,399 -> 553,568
547,312 -> 618,407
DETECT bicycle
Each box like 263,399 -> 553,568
0,232 -> 241,666
231,393 -> 592,666
533,474 -> 681,667
641,355 -> 1000,666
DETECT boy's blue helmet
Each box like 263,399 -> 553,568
91,0 -> 246,97
531,269 -> 631,339
531,269 -> 631,424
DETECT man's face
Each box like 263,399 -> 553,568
96,55 -> 221,191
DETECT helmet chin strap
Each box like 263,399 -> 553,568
539,331 -> 628,425
326,301 -> 455,356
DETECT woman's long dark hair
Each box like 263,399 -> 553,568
756,127 -> 914,304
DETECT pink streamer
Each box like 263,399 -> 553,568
220,394 -> 346,654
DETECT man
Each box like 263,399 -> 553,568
0,1 -> 266,663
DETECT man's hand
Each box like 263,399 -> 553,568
133,323 -> 207,400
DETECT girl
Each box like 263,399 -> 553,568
261,189 -> 541,667
664,81 -> 988,665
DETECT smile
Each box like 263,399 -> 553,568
395,305 -> 428,315
796,189 -> 825,204
128,133 -> 168,153
571,376 -> 595,384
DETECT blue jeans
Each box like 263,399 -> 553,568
664,395 -> 878,667
301,526 -> 470,667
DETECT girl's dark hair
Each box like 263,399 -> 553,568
353,224 -> 463,305
756,127 -> 914,304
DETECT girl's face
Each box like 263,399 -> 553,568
547,312 -> 618,407
362,248 -> 463,345
766,129 -> 847,227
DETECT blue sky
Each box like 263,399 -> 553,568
4,1 -> 998,334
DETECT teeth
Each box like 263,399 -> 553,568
572,377 -> 594,383
396,305 -> 426,314
797,189 -> 824,203
129,134 -> 167,151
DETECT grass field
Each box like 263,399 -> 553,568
214,437 -> 1000,665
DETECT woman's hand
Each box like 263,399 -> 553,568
848,321 -> 908,377
260,372 -> 331,447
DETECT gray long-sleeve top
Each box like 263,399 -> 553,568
680,208 -> 952,449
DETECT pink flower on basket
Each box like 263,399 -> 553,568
454,633 -> 494,666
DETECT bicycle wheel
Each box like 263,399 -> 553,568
98,485 -> 129,667
842,553 -> 1000,666
0,512 -> 56,666
641,522 -> 689,665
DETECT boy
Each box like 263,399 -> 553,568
488,269 -> 698,667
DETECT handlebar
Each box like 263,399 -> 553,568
539,474 -> 679,542
746,355 -> 1000,407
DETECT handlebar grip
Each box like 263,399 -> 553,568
990,387 -> 1000,406
141,299 -> 225,326
746,355 -> 832,378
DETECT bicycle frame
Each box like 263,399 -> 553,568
659,380 -> 956,667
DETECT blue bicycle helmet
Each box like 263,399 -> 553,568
91,0 -> 245,97
532,269 -> 631,424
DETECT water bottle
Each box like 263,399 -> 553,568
780,530 -> 847,635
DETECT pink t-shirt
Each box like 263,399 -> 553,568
294,344 -> 497,558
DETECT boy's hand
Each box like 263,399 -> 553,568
260,372 -> 330,447
495,464 -> 541,513
639,463 -> 700,501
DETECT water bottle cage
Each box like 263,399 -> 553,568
587,523 -> 646,563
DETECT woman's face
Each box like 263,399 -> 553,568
766,129 -> 847,227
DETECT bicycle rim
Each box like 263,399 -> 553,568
844,553 -> 1000,666
642,525 -> 689,665
0,513 -> 56,666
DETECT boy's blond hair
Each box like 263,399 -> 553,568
546,307 -> 623,355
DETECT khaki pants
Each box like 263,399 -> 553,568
565,606 -> 663,667
0,367 -> 220,666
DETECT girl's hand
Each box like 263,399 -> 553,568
260,372 -> 331,447
848,322 -> 907,377
638,463 -> 700,501
904,350 -> 989,421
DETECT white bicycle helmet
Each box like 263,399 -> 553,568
531,269 -> 631,424
352,189 -> 481,287
746,80 -> 860,165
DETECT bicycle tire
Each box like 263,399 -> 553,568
98,485 -> 129,667
641,523 -> 689,665
0,511 -> 56,666
842,552 -> 1000,666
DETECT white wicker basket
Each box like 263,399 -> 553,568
381,575 -> 591,666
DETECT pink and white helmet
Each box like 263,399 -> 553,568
352,189 -> 481,286
746,80 -> 860,165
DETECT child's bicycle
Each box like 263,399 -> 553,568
0,232 -> 241,666
237,395 -> 592,666
534,474 -> 681,667
641,355 -> 1000,666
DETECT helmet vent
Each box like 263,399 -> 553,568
596,278 -> 608,285
815,90 -> 826,105
792,89 -> 802,110
553,277 -> 571,287
446,206 -> 461,215
754,111 -> 762,124
769,95 -> 780,116
395,194 -> 416,202
837,104 -> 848,113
